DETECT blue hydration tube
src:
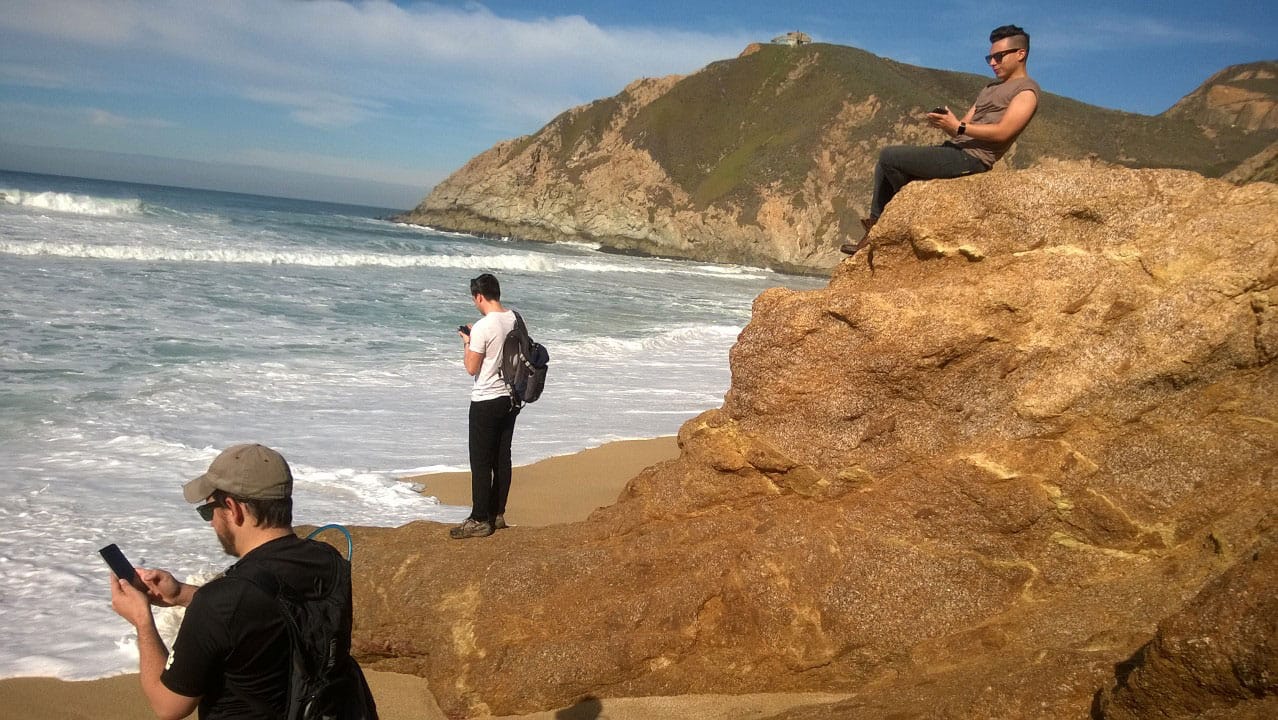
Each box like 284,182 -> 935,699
306,524 -> 354,561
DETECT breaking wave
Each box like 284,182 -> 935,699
0,188 -> 144,216
0,240 -> 770,278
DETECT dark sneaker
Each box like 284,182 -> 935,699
449,518 -> 494,539
494,515 -> 509,530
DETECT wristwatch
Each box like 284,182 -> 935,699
957,122 -> 967,136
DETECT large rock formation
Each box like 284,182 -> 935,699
355,161 -> 1278,718
396,46 -> 1277,273
1095,532 -> 1278,719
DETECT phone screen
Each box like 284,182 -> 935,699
99,543 -> 139,586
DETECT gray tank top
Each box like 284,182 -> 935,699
952,76 -> 1041,167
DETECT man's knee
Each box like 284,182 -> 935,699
877,145 -> 912,169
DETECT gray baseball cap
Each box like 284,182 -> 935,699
183,444 -> 293,503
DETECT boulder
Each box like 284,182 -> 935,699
1094,533 -> 1278,719
352,161 -> 1278,718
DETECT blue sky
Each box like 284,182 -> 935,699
1,0 -> 1274,208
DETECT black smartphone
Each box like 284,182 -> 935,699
458,325 -> 471,335
99,543 -> 141,588
930,106 -> 947,114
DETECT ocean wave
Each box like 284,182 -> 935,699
0,240 -> 767,278
0,188 -> 144,216
572,325 -> 742,356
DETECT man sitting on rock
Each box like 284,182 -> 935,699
842,24 -> 1040,255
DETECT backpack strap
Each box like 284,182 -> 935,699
500,311 -> 529,410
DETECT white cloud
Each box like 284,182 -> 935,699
242,88 -> 386,129
88,108 -> 176,129
0,100 -> 174,130
1021,10 -> 1251,54
0,1 -> 754,129
229,147 -> 443,188
0,63 -> 69,88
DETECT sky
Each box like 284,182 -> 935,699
1,1 -> 1274,209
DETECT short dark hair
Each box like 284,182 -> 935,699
990,25 -> 1029,53
214,489 -> 292,529
470,273 -> 501,300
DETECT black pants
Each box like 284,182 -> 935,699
468,396 -> 519,522
870,143 -> 990,219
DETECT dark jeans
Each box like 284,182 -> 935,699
870,143 -> 990,219
468,396 -> 519,522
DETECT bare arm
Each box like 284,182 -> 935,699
929,91 -> 1038,143
461,329 -> 484,376
111,576 -> 200,720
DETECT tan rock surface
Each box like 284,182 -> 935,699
354,162 -> 1278,718
1095,532 -> 1278,719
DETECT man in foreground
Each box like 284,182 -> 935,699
452,273 -> 520,539
842,24 -> 1040,255
109,443 -> 364,719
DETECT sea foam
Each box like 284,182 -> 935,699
0,240 -> 769,278
0,171 -> 825,682
0,188 -> 144,216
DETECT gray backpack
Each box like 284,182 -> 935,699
499,311 -> 549,406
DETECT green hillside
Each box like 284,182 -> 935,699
580,44 -> 1274,209
407,44 -> 1275,271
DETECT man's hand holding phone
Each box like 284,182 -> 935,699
926,105 -> 957,133
136,568 -> 192,607
102,543 -> 153,627
101,544 -> 195,627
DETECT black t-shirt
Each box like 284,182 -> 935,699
161,534 -> 344,719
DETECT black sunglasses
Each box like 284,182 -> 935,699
196,496 -> 225,522
985,48 -> 1024,64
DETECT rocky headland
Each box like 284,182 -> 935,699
352,160 -> 1278,718
396,45 -> 1277,273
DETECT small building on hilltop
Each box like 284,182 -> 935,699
771,31 -> 812,46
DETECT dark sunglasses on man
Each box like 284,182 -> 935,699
985,47 -> 1024,64
196,495 -> 226,522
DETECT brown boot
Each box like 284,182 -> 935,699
840,216 -> 878,255
839,238 -> 868,255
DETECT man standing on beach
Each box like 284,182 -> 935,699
109,443 -> 370,719
452,273 -> 520,539
842,24 -> 1040,255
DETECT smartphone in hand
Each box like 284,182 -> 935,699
458,325 -> 471,335
99,543 -> 144,590
930,106 -> 947,114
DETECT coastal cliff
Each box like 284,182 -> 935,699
352,161 -> 1278,718
396,45 -> 1277,272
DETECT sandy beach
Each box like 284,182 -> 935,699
408,436 -> 680,527
0,436 -> 845,719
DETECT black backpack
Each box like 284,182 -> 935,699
499,310 -> 549,405
230,542 -> 378,720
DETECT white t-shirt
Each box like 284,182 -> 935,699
468,310 -> 517,402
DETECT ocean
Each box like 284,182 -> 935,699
0,170 -> 824,679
